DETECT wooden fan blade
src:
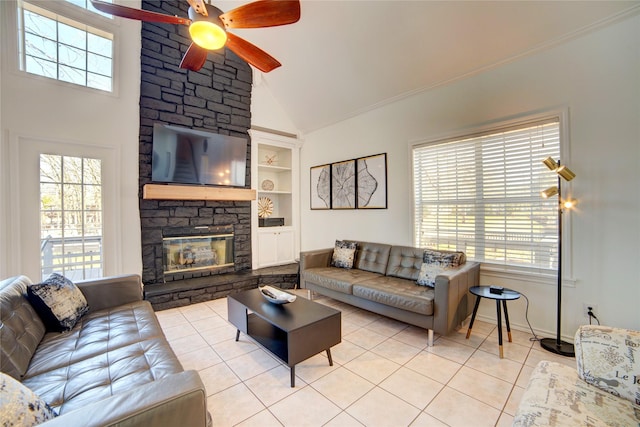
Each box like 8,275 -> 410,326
225,33 -> 281,73
220,0 -> 300,29
186,0 -> 208,16
180,43 -> 209,71
90,0 -> 190,25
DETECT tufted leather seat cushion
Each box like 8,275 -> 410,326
23,337 -> 183,414
303,267 -> 383,294
353,276 -> 434,315
353,242 -> 392,274
0,276 -> 46,379
23,300 -> 166,379
385,246 -> 424,281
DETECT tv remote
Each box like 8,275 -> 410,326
489,285 -> 504,295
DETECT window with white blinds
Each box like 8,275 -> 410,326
412,118 -> 561,271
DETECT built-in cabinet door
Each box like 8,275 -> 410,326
257,228 -> 295,267
275,229 -> 294,264
257,230 -> 278,267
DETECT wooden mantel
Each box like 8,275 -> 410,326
143,184 -> 256,201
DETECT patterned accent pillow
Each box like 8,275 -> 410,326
331,240 -> 357,269
416,262 -> 443,287
26,273 -> 89,332
0,372 -> 57,425
421,249 -> 465,267
416,249 -> 465,287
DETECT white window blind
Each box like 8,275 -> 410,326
412,118 -> 561,271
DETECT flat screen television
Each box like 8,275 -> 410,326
151,123 -> 248,187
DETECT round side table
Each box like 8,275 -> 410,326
465,286 -> 521,358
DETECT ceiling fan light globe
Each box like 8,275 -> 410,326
190,21 -> 227,50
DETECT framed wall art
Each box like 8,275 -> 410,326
357,153 -> 387,209
331,159 -> 356,209
310,164 -> 331,209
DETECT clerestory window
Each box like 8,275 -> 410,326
17,1 -> 114,91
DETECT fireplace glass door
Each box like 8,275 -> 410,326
163,233 -> 233,274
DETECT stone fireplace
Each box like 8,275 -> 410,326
136,1 -> 298,311
138,0 -> 252,290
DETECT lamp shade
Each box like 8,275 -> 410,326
542,156 -> 558,171
556,165 -> 576,181
541,186 -> 559,198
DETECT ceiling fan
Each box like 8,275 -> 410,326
90,0 -> 300,72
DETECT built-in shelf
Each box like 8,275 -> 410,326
143,184 -> 256,201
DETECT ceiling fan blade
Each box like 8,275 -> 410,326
89,0 -> 190,25
225,33 -> 281,73
180,43 -> 209,71
186,0 -> 208,16
220,0 -> 300,29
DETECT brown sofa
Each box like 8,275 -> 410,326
300,242 -> 480,346
0,274 -> 209,426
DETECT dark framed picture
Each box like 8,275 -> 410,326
310,164 -> 331,209
357,153 -> 387,209
331,159 -> 356,209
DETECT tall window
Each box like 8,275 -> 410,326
412,117 -> 561,271
40,154 -> 103,281
18,1 -> 114,91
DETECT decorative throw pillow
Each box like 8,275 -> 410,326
0,372 -> 57,425
26,273 -> 89,332
416,262 -> 444,287
416,249 -> 465,287
421,249 -> 465,268
331,240 -> 357,269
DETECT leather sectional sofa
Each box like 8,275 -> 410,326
0,274 -> 209,426
300,241 -> 480,346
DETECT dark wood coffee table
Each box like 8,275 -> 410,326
227,288 -> 341,387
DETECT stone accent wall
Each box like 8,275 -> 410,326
138,0 -> 253,287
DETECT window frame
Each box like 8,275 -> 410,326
410,109 -> 575,285
10,0 -> 120,94
39,153 -> 105,281
11,135 -> 120,282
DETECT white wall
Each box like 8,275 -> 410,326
251,74 -> 299,136
297,14 -> 640,338
0,1 -> 142,279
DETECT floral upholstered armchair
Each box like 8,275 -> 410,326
513,325 -> 640,426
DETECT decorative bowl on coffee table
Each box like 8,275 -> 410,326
259,286 -> 296,304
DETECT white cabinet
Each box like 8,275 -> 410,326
257,228 -> 295,267
250,130 -> 301,268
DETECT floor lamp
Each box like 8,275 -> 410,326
540,157 -> 576,357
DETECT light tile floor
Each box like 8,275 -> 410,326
156,290 -> 576,427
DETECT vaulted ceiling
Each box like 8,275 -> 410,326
218,0 -> 640,133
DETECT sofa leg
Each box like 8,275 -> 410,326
307,289 -> 312,300
427,329 -> 434,347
